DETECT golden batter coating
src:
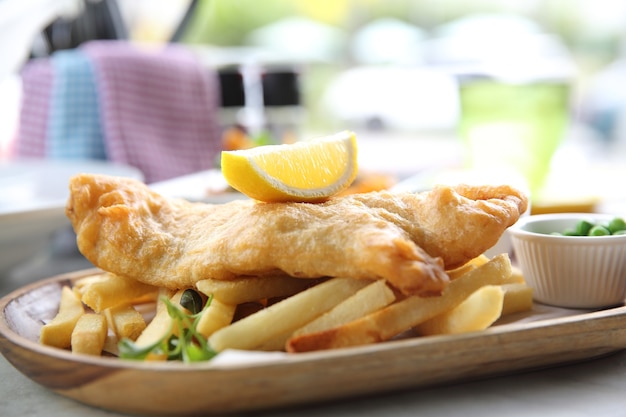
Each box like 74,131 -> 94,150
66,174 -> 527,297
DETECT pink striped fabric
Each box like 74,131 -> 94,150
82,41 -> 221,183
14,58 -> 53,158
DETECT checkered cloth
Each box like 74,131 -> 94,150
47,49 -> 107,160
14,58 -> 53,158
14,41 -> 221,183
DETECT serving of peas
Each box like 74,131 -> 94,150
551,217 -> 626,236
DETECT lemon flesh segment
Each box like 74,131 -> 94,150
221,131 -> 358,203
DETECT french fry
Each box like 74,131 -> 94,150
71,313 -> 108,355
501,283 -> 533,315
74,272 -> 158,313
446,254 -> 490,279
72,273 -> 107,295
104,304 -> 147,341
208,277 -> 371,352
40,286 -> 85,349
446,263 -> 477,280
103,334 -> 120,356
133,290 -> 184,348
286,253 -> 514,353
293,279 -> 396,338
133,308 -> 170,349
156,287 -> 178,313
415,285 -> 504,336
510,265 -> 526,284
258,279 -> 396,351
469,254 -> 491,266
196,297 -> 237,338
196,275 -> 318,305
254,328 -> 297,352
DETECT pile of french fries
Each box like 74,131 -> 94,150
39,253 -> 533,358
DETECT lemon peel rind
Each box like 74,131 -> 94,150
222,130 -> 358,203
245,131 -> 358,200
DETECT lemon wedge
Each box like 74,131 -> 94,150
221,130 -> 358,203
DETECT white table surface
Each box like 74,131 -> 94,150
3,132 -> 626,416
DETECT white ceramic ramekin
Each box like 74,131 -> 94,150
509,213 -> 626,309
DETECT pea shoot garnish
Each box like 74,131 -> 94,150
118,289 -> 217,363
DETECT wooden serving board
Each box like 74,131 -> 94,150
1,269 -> 626,416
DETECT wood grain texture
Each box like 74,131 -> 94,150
1,269 -> 626,416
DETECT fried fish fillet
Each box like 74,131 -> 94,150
66,174 -> 528,297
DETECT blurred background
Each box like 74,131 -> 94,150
105,0 -> 626,141
4,0 -> 626,282
3,0 -> 626,174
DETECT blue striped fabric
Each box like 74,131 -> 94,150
46,49 -> 107,160
16,41 -> 222,182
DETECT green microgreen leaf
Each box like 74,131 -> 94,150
118,290 -> 217,363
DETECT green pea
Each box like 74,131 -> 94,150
575,220 -> 594,236
589,225 -> 611,236
608,217 -> 626,234
548,217 -> 626,236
